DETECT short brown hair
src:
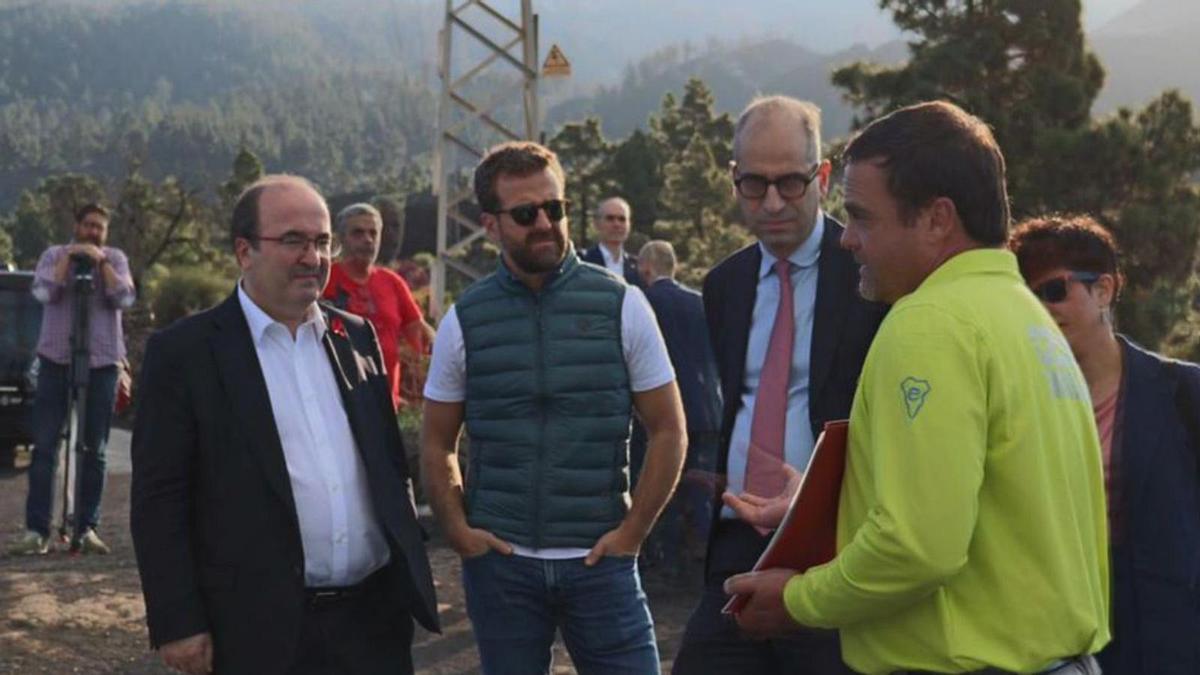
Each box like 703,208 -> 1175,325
844,100 -> 1010,245
75,203 -> 109,223
1009,215 -> 1124,298
473,141 -> 565,215
230,174 -> 322,249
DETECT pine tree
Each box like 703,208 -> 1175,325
833,0 -> 1200,348
549,117 -> 612,246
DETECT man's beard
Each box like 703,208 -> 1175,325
505,229 -> 567,276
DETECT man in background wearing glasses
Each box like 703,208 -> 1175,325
421,141 -> 686,673
580,196 -> 644,288
673,96 -> 885,674
131,175 -> 439,674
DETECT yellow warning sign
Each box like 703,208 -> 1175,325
542,44 -> 571,78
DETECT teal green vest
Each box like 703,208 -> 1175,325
456,253 -> 633,548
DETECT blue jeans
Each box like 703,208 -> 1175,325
462,551 -> 660,674
25,358 -> 118,538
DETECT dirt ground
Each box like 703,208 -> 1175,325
0,434 -> 707,674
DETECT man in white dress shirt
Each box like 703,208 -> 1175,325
131,174 -> 437,675
580,196 -> 644,287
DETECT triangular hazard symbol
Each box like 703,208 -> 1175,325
542,44 -> 571,77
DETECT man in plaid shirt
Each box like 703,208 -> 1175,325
9,203 -> 135,556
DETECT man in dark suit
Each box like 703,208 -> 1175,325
637,240 -> 723,573
131,174 -> 438,675
672,96 -> 885,674
580,196 -> 643,287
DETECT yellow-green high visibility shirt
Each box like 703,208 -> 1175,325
783,249 -> 1110,674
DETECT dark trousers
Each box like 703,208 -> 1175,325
673,519 -> 851,675
288,573 -> 415,675
25,358 -> 118,538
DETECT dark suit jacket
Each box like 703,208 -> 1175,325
1100,336 -> 1200,675
701,217 -> 885,569
643,278 -> 721,437
130,294 -> 438,674
581,244 -> 643,288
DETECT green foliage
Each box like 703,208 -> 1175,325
603,130 -> 663,236
660,133 -> 733,238
151,264 -> 235,328
4,173 -> 105,268
832,0 -> 1200,348
219,147 -> 265,212
0,226 -> 12,267
549,117 -> 612,246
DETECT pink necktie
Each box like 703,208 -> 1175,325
746,259 -> 794,503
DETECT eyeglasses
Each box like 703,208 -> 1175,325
1030,271 -> 1101,303
733,164 -> 821,200
492,199 -> 570,227
253,233 -> 341,257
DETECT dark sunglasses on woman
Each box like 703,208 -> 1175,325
1030,271 -> 1101,303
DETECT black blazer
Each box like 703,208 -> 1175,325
580,244 -> 643,288
1100,336 -> 1200,675
130,294 -> 438,674
643,278 -> 721,436
702,217 -> 885,527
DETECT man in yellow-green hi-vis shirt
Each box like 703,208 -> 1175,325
724,101 -> 1109,675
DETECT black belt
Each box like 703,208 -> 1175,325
304,566 -> 387,609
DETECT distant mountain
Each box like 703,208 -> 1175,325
1091,0 -> 1200,112
545,38 -> 907,140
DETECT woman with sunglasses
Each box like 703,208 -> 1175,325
1010,215 -> 1200,675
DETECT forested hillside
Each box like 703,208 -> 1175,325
0,1 -> 438,209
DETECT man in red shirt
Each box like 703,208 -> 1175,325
324,203 -> 434,408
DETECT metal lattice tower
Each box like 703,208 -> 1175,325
431,0 -> 539,319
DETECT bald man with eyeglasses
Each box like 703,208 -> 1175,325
131,175 -> 438,675
672,96 -> 886,675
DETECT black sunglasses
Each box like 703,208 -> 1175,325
492,199 -> 570,227
1030,271 -> 1101,303
732,164 -> 821,200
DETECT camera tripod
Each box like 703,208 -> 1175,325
57,257 -> 93,551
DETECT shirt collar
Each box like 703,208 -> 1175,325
757,211 -> 825,280
910,247 -> 1018,297
600,244 -> 624,266
237,281 -> 325,345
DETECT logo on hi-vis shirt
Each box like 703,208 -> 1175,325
1027,326 -> 1088,401
901,377 -> 931,420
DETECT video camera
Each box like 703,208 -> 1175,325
69,253 -> 95,280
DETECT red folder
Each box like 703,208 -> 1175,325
722,419 -> 849,615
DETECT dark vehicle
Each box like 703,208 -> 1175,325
0,271 -> 42,468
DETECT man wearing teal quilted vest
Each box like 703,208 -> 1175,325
421,141 -> 687,675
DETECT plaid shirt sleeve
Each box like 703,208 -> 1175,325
31,245 -> 67,305
101,248 -> 136,309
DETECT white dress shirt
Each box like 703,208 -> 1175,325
424,284 -> 675,559
599,244 -> 628,277
238,284 -> 390,587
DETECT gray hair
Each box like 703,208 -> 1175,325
732,95 -> 822,166
595,196 -> 631,221
334,202 -> 382,236
638,240 -> 676,279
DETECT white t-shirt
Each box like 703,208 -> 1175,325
425,284 -> 675,559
